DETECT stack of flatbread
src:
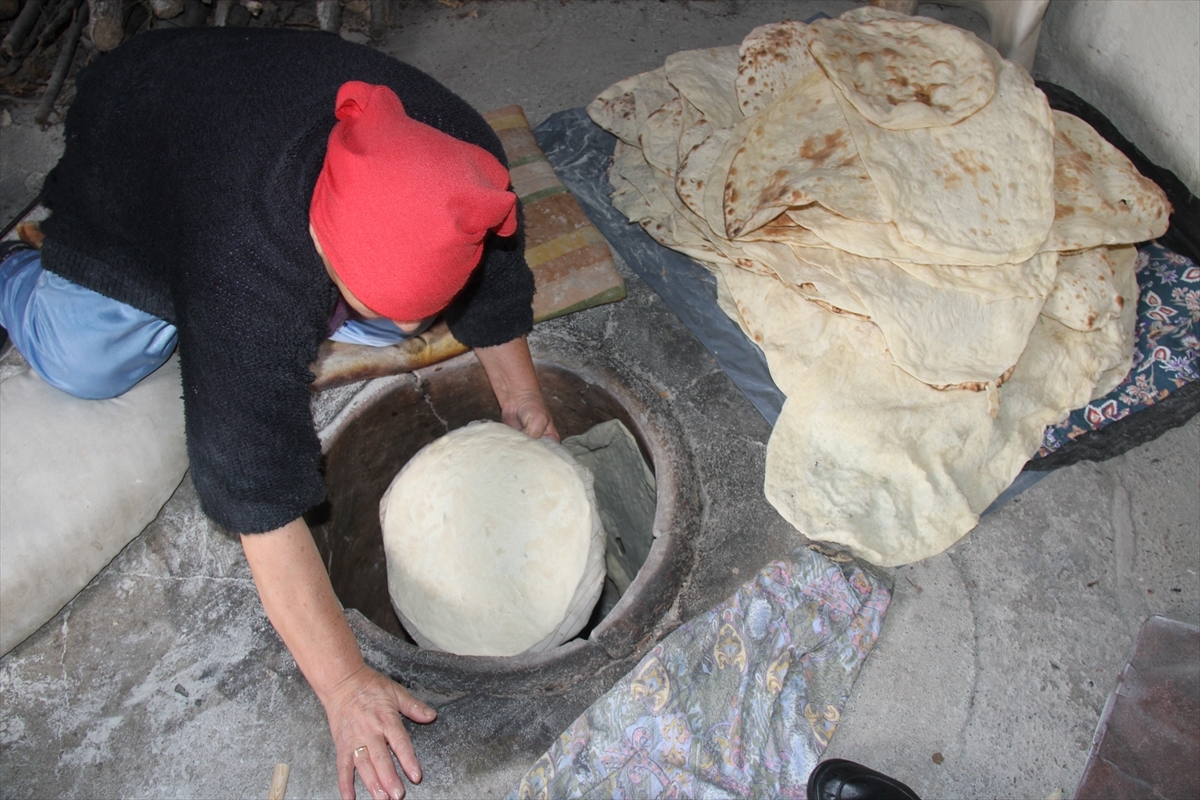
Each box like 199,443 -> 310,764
587,7 -> 1171,566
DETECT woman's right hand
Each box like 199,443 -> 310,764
323,664 -> 437,800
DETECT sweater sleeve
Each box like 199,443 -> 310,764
443,201 -> 535,348
173,235 -> 335,535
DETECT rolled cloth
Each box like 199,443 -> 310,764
310,81 -> 519,321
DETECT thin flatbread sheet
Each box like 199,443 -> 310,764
795,246 -> 1051,385
786,204 -> 1011,267
701,114 -> 759,239
723,68 -> 888,238
729,265 -> 1137,566
587,67 -> 678,147
1042,111 -> 1172,253
641,95 -> 685,176
664,46 -> 742,131
677,125 -> 734,223
806,7 -> 996,130
888,251 -> 1059,299
736,20 -> 820,117
838,54 -> 1055,263
740,240 -> 871,316
1042,245 -> 1131,332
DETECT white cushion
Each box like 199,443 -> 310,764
0,355 -> 188,656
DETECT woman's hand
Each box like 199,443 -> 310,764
474,336 -> 561,442
240,522 -> 437,800
500,388 -> 560,441
324,665 -> 437,800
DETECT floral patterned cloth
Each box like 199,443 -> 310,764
1040,242 -> 1200,457
509,549 -> 891,800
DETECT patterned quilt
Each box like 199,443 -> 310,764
509,548 -> 891,800
1041,242 -> 1199,455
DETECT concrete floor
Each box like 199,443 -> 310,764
2,2 -> 1198,799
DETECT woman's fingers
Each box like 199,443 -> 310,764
326,668 -> 438,800
389,685 -> 434,783
395,686 -> 438,725
337,744 -> 357,800
382,716 -> 422,785
352,742 -> 401,800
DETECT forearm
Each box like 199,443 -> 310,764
473,335 -> 539,407
474,336 -> 559,441
240,518 -> 365,704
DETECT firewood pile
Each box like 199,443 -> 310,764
0,0 -> 402,127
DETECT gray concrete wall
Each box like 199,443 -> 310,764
1033,0 -> 1200,195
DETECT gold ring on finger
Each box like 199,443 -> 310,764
354,746 -> 369,758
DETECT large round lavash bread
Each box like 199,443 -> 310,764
380,421 -> 605,658
710,263 -> 1135,567
641,95 -> 685,177
790,245 -> 1052,386
806,7 -> 996,131
722,67 -> 888,237
1041,111 -> 1172,253
735,20 -> 819,117
835,50 -> 1055,263
676,125 -> 734,222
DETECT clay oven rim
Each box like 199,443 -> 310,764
313,351 -> 699,693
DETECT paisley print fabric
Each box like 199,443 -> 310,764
1040,242 -> 1199,457
509,548 -> 891,800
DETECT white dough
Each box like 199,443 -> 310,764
380,421 -> 604,657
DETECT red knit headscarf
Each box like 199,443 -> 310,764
310,81 -> 518,321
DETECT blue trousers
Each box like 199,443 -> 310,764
0,248 -> 415,399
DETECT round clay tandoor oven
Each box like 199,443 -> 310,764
309,349 -> 700,696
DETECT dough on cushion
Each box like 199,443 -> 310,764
381,421 -> 604,657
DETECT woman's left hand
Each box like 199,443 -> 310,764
500,389 -> 560,442
474,337 -> 561,442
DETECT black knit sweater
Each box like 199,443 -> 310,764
39,27 -> 535,533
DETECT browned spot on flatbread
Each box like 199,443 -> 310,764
799,130 -> 846,166
952,149 -> 992,177
931,365 -> 1016,393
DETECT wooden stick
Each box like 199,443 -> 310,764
267,763 -> 289,800
34,0 -> 86,126
1,0 -> 45,57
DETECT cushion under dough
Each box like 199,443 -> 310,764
0,355 -> 188,656
381,421 -> 605,657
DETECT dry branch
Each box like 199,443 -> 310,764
1,0 -> 46,56
37,0 -> 84,48
35,0 -> 86,125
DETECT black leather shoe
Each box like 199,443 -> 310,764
807,759 -> 922,800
